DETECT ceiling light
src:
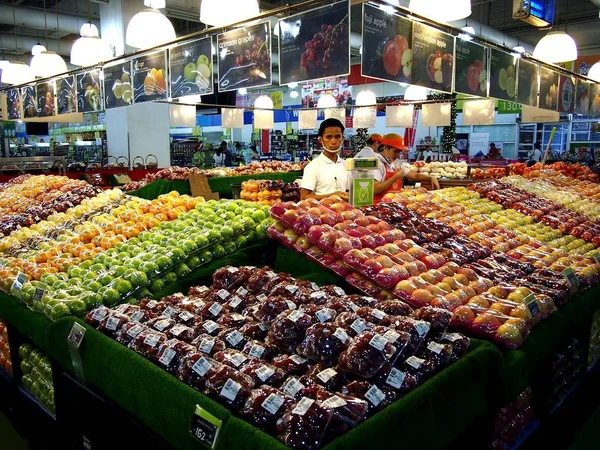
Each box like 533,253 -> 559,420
404,85 -> 429,101
144,0 -> 166,8
290,90 -> 299,99
408,0 -> 471,23
588,62 -> 600,82
80,23 -> 99,37
30,51 -> 68,77
71,25 -> 113,67
31,43 -> 46,56
356,89 -> 377,106
533,31 -> 577,63
317,94 -> 337,108
238,88 -> 247,95
0,60 -> 11,71
1,61 -> 35,85
200,0 -> 259,27
254,94 -> 273,109
513,45 -> 525,54
288,82 -> 298,89
458,26 -> 475,41
126,8 -> 176,49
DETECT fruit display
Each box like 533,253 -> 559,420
240,180 -> 300,205
86,265 -> 470,449
19,343 -> 55,414
0,318 -> 12,375
409,161 -> 468,179
492,388 -> 535,450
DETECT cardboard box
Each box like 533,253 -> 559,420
189,173 -> 220,200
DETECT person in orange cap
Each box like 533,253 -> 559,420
373,133 -> 440,203
355,133 -> 383,159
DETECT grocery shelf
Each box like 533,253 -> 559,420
18,386 -> 55,421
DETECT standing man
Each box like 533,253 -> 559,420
300,118 -> 349,201
354,133 -> 382,158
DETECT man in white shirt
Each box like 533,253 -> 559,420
527,142 -> 543,166
301,118 -> 349,201
354,134 -> 382,159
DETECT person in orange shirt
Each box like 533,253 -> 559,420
373,133 -> 440,203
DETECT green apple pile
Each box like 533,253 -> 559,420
19,343 -> 55,414
183,54 -> 213,90
17,199 -> 273,321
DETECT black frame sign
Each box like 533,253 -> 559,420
410,22 -> 455,93
36,81 -> 56,117
517,59 -> 539,107
76,69 -> 102,113
170,37 -> 214,99
6,88 -> 22,120
217,22 -> 272,92
104,61 -> 133,109
454,40 -> 488,97
22,85 -> 37,118
590,83 -> 600,116
277,0 -> 350,86
132,50 -> 168,103
557,74 -> 575,114
489,48 -> 517,102
361,3 -> 413,84
574,79 -> 590,115
538,67 -> 559,111
55,75 -> 77,115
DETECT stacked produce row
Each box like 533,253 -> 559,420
240,179 -> 301,205
19,343 -> 56,415
0,318 -> 11,375
86,265 -> 470,449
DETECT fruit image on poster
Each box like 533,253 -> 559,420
170,37 -> 214,99
218,23 -> 271,92
104,61 -> 133,109
55,76 -> 76,114
278,1 -> 350,85
517,59 -> 539,107
6,88 -> 21,120
454,40 -> 488,97
489,48 -> 517,101
36,81 -> 55,117
558,75 -> 575,114
538,67 -> 558,111
132,51 -> 168,103
22,85 -> 37,118
361,3 -> 412,83
574,80 -> 590,115
590,84 -> 600,116
76,69 -> 102,112
411,22 -> 454,92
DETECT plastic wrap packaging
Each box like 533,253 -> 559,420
303,364 -> 346,393
240,386 -> 296,432
154,339 -> 196,373
241,340 -> 280,362
333,313 -> 373,338
198,319 -> 226,337
213,349 -> 256,370
239,359 -> 287,387
115,321 -> 148,347
254,297 -> 297,324
205,365 -> 255,410
239,322 -> 270,341
130,329 -> 167,359
342,380 -> 396,417
272,354 -> 310,378
297,323 -> 350,367
300,305 -> 338,324
401,355 -> 439,383
218,312 -> 255,329
337,331 -> 398,379
417,340 -> 454,367
218,328 -> 249,351
212,265 -> 256,290
371,364 -> 419,396
439,332 -> 471,362
97,312 -> 130,339
266,310 -> 314,353
191,334 -> 227,357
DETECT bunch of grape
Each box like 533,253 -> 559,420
300,22 -> 348,76
233,37 -> 270,81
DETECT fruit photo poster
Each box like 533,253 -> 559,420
538,67 -> 559,111
104,61 -> 133,109
411,22 -> 454,93
558,75 -> 575,114
489,48 -> 517,102
454,41 -> 488,97
132,51 -> 168,103
55,75 -> 77,115
76,69 -> 102,113
278,1 -> 350,85
361,3 -> 412,84
218,23 -> 272,93
22,85 -> 36,119
170,37 -> 214,99
574,80 -> 590,115
6,88 -> 21,120
517,59 -> 539,107
36,81 -> 55,117
590,83 -> 600,116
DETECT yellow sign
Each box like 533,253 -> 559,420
270,91 -> 283,110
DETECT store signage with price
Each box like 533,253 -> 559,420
497,101 -> 523,114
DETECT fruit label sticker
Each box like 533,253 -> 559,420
405,356 -> 424,369
92,307 -> 109,322
248,344 -> 265,359
217,289 -> 230,301
192,357 -> 213,377
256,365 -> 275,382
226,330 -> 244,347
220,378 -> 242,402
256,294 -> 268,303
171,325 -> 187,337
288,310 -> 304,323
229,296 -> 243,309
489,48 -> 517,101
170,37 -> 214,99
517,59 -> 540,107
539,67 -> 559,111
159,348 -> 177,366
103,61 -> 133,109
322,395 -> 347,409
386,368 -> 406,389
130,311 -> 145,322
383,330 -> 400,344
290,354 -> 307,365
410,22 -> 454,93
236,287 -> 248,297
127,324 -> 144,338
365,384 -> 385,407
278,1 -> 350,85
261,393 -> 285,415
11,273 -> 28,297
317,368 -> 337,383
454,40 -> 488,97
333,328 -> 349,343
198,338 -> 215,354
562,268 -> 579,292
361,3 -> 413,84
208,303 -> 223,317
67,322 -> 87,349
106,317 -> 120,331
525,294 -> 541,318
76,69 -> 102,112
179,311 -> 194,322
190,404 -> 222,449
143,333 -> 161,348
227,352 -> 247,368
442,333 -> 461,343
282,377 -> 305,397
285,285 -> 299,294
316,309 -> 333,323
427,341 -> 445,355
371,309 -> 387,320
293,397 -> 315,416
132,50 -> 168,104
413,321 -> 430,337
163,306 -> 177,318
203,321 -> 219,334
351,319 -> 367,335
154,319 -> 171,331
369,334 -> 388,351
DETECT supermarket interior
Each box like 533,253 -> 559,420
1,0 -> 600,449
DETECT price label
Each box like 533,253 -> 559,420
288,310 -> 304,323
217,289 -> 230,301
333,327 -> 349,343
562,268 -> 579,293
248,343 -> 265,359
289,354 -> 307,365
316,309 -> 333,323
91,307 -> 108,322
228,296 -> 243,309
333,287 -> 345,296
369,334 -> 388,351
127,324 -> 144,338
351,319 -> 367,335
190,405 -> 222,449
316,368 -> 337,383
130,310 -> 145,322
371,309 -> 387,320
203,321 -> 219,334
32,286 -> 46,303
405,356 -> 424,369
106,317 -> 120,331
261,393 -> 285,415
154,319 -> 171,331
227,352 -> 247,368
208,303 -> 223,317
256,294 -> 268,302
441,332 -> 462,342
67,322 -> 86,349
427,341 -> 445,354
220,378 -> 242,401
146,300 -> 158,310
285,285 -> 299,294
11,273 -> 28,297
525,294 -> 541,318
179,311 -> 194,322
386,368 -> 406,389
163,306 -> 177,318
383,330 -> 400,344
282,377 -> 304,397
198,338 -> 215,354
322,395 -> 347,409
159,348 -> 177,366
256,365 -> 275,382
236,287 -> 248,297
225,330 -> 244,347
170,324 -> 187,337
293,397 -> 314,416
143,333 -> 161,348
192,357 -> 213,376
413,320 -> 430,337
365,384 -> 385,407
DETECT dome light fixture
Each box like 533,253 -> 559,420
404,85 -> 429,101
356,89 -> 377,106
254,94 -> 273,109
30,50 -> 68,77
71,23 -> 113,67
533,31 -> 577,63
289,90 -> 299,99
317,93 -> 337,108
1,61 -> 35,85
408,0 -> 471,23
588,62 -> 600,82
200,0 -> 259,27
31,43 -> 46,56
458,26 -> 475,41
126,8 -> 176,49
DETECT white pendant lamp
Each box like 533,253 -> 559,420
289,90 -> 299,99
254,94 -> 273,109
30,50 -> 68,77
356,89 -> 377,106
254,94 -> 274,129
0,60 -> 11,71
408,0 -> 471,23
31,43 -> 46,56
126,8 -> 176,49
533,31 -> 577,63
587,62 -> 600,82
404,85 -> 429,101
71,23 -> 113,67
1,61 -> 35,85
317,94 -> 337,108
200,0 -> 259,27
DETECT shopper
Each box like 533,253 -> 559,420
213,143 -> 226,167
528,142 -> 543,166
354,134 -> 382,158
300,118 -> 349,201
485,142 -> 504,160
373,133 -> 440,203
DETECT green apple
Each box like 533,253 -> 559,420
114,279 -> 133,295
135,288 -> 152,300
68,299 -> 87,316
129,271 -> 148,287
174,263 -> 191,279
164,272 -> 178,284
199,250 -> 213,264
49,302 -> 71,321
223,241 -> 237,255
186,255 -> 201,269
212,244 -> 226,259
98,286 -> 121,306
197,54 -> 210,68
150,278 -> 166,293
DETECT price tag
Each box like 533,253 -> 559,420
441,332 -> 462,342
192,357 -> 213,376
179,311 -> 195,322
217,289 -> 230,301
32,286 -> 47,303
348,302 -> 359,312
525,294 -> 541,318
413,321 -> 430,337
316,368 -> 337,383
163,306 -> 177,318
154,319 -> 171,331
310,292 -> 328,301
106,316 -> 120,331
198,338 -> 215,354
369,334 -> 388,351
203,321 -> 219,334
228,296 -> 243,309
67,322 -> 86,349
208,303 -> 223,317
227,267 -> 239,273
310,282 -> 319,291
289,354 -> 307,365
322,395 -> 347,409
225,330 -> 244,347
282,377 -> 304,397
159,348 -> 177,366
293,397 -> 314,416
256,365 -> 275,382
220,378 -> 242,402
427,341 -> 445,354
11,273 -> 28,297
288,310 -> 304,323
143,333 -> 161,348
562,268 -> 579,293
236,287 -> 248,297
130,311 -> 145,322
333,327 -> 349,343
261,393 -> 285,415
351,319 -> 367,335
248,343 -> 265,359
383,330 -> 400,344
316,309 -> 333,323
170,324 -> 187,337
91,307 -> 108,322
386,368 -> 406,389
333,287 -> 345,296
195,286 -> 210,294
285,285 -> 299,294
414,182 -> 422,188
285,300 -> 297,310
405,356 -> 424,369
371,309 -> 387,320
146,300 -> 158,310
227,352 -> 247,368
365,384 -> 385,407
190,405 -> 222,449
256,294 -> 268,302
127,324 -> 144,338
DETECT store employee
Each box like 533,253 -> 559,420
301,118 -> 349,201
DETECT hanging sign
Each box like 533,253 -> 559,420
104,61 -> 133,109
574,80 -> 590,115
218,22 -> 272,93
454,41 -> 488,97
221,108 -> 244,129
76,69 -> 102,112
590,84 -> 600,117
489,48 -> 518,102
22,85 -> 37,118
298,110 -> 317,129
521,105 -> 559,123
361,3 -> 412,84
410,22 -> 454,93
55,75 -> 77,114
324,107 -> 345,123
386,104 -> 414,127
278,1 -> 350,85
170,37 -> 214,99
462,99 -> 495,125
5,88 -> 22,120
517,59 -> 539,107
353,107 -> 377,128
538,67 -> 559,111
132,51 -> 168,103
422,103 -> 451,126
36,81 -> 56,117
557,74 -> 575,114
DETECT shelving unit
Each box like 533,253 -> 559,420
518,124 -> 537,161
0,156 -> 66,174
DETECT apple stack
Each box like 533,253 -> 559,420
0,318 -> 12,375
409,161 -> 468,179
492,388 -> 535,450
86,265 -> 470,449
19,343 -> 55,414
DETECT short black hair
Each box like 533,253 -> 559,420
318,118 -> 345,137
534,142 -> 541,150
